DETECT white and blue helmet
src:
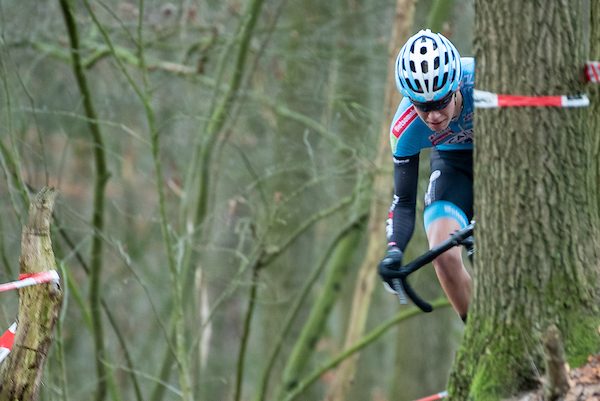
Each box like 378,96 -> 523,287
395,29 -> 462,102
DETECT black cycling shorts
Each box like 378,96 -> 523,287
423,148 -> 473,232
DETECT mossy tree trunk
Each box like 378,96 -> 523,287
0,188 -> 63,400
448,2 -> 600,399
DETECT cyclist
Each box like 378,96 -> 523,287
379,29 -> 474,323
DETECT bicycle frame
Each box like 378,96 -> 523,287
379,221 -> 474,312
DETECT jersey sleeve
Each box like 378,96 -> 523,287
386,153 -> 419,251
390,102 -> 423,157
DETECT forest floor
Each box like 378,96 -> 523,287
505,352 -> 600,401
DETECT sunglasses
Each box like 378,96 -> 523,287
411,91 -> 454,112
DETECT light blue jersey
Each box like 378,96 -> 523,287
389,58 -> 475,158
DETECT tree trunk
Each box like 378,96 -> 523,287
591,0 -> 600,214
448,2 -> 600,399
323,1 -> 416,400
0,187 -> 63,400
426,0 -> 455,33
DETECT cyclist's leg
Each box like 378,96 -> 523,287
424,149 -> 473,318
426,216 -> 472,317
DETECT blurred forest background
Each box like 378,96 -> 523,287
0,0 -> 474,400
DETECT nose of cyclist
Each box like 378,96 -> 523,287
425,110 -> 446,128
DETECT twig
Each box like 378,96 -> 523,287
234,266 -> 260,401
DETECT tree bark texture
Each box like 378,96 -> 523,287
591,0 -> 600,214
0,188 -> 63,400
449,2 -> 600,400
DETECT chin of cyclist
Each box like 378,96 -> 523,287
380,29 -> 474,323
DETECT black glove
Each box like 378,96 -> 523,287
378,247 -> 403,294
461,235 -> 475,264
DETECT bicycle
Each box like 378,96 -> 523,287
378,221 -> 475,312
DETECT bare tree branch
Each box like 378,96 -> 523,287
58,2 -> 110,400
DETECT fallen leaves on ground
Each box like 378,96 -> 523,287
504,353 -> 600,401
564,354 -> 600,401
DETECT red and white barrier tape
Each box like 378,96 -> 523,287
0,270 -> 60,363
0,322 -> 17,363
414,390 -> 448,401
473,89 -> 590,109
473,61 -> 599,109
586,61 -> 600,83
0,270 -> 59,293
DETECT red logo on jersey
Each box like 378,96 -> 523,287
392,106 -> 418,139
429,127 -> 453,146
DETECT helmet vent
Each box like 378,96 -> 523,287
437,73 -> 449,90
434,57 -> 440,69
405,78 -> 424,93
410,61 -> 416,73
421,61 -> 428,74
420,46 -> 427,55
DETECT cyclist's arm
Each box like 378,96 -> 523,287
386,153 -> 419,252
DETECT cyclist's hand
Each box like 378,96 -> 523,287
378,247 -> 403,294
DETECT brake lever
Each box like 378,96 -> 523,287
390,269 -> 432,312
392,278 -> 407,304
400,277 -> 433,312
